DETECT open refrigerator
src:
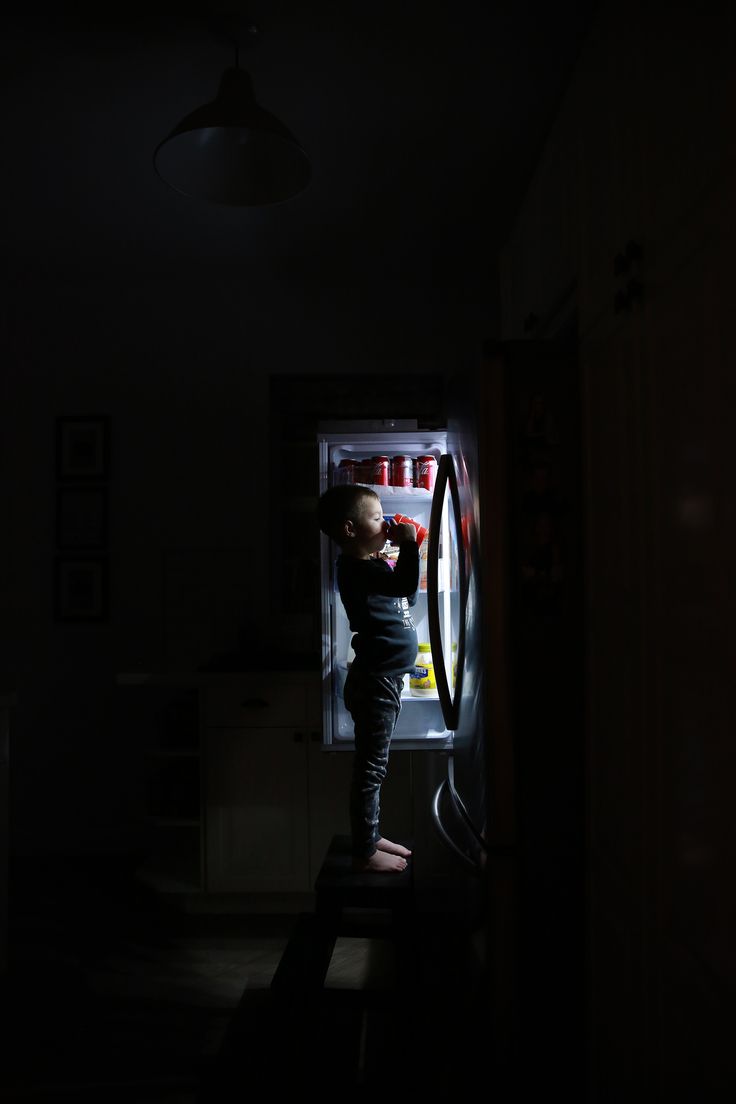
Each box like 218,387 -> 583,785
318,422 -> 467,753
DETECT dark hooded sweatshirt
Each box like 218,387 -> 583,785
336,541 -> 419,675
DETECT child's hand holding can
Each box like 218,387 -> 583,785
390,513 -> 428,545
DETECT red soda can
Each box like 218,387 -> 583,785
391,455 -> 413,487
394,513 -> 429,546
371,456 -> 390,485
337,458 -> 359,484
416,455 -> 437,491
356,459 -> 372,485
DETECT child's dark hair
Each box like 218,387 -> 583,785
318,484 -> 378,541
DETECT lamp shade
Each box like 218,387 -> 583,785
153,67 -> 310,206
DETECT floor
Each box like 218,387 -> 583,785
1,855 -> 286,1101
0,854 -> 489,1102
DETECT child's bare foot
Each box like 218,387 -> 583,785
376,837 -> 412,858
353,850 -> 407,873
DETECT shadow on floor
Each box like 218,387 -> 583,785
1,854 -> 515,1100
1,855 -> 293,1102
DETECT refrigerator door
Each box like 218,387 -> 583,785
432,400 -> 488,860
427,453 -> 467,732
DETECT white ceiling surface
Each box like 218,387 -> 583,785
2,8 -> 594,290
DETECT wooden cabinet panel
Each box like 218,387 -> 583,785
115,682 -> 203,894
639,6 -> 736,253
643,216 -> 736,1015
500,106 -> 580,340
307,741 -> 353,884
581,139 -> 736,1104
205,727 -> 310,892
577,14 -> 647,340
204,672 -> 320,893
122,672 -> 421,897
500,195 -> 543,340
204,675 -> 311,728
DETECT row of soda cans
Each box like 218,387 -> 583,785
336,454 -> 437,490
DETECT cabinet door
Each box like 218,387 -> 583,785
206,728 -> 309,892
116,682 -> 203,894
577,13 -> 645,341
639,5 -> 735,254
307,739 -> 353,884
500,57 -> 581,341
639,209 -> 736,1098
205,676 -> 310,728
584,140 -> 736,1100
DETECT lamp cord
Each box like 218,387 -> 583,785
234,23 -> 259,71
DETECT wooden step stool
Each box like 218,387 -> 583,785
314,833 -> 414,929
271,834 -> 414,993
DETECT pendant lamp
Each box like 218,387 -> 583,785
154,39 -> 310,206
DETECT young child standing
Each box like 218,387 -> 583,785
318,483 -> 419,872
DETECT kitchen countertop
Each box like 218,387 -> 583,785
197,650 -> 320,672
116,651 -> 321,684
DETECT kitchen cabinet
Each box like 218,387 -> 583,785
203,673 -> 316,893
206,726 -> 311,892
119,672 -> 319,895
575,13 -> 646,343
119,670 -> 420,898
500,8 -> 648,344
500,101 -> 581,340
578,170 -> 736,1099
115,679 -> 203,894
205,673 -> 415,892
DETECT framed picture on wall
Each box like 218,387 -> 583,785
56,486 -> 108,548
55,416 -> 110,480
54,557 -> 108,622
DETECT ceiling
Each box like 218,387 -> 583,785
2,6 -> 596,294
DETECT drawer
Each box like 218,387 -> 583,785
205,675 -> 309,728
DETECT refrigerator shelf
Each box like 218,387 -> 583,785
335,664 -> 442,702
352,484 -> 434,499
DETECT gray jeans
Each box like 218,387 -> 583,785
343,666 -> 404,858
